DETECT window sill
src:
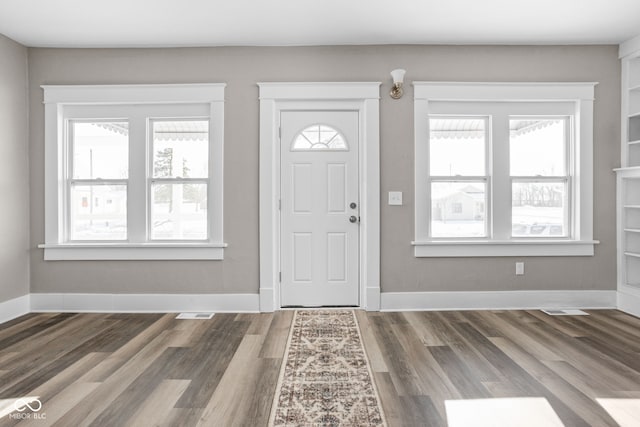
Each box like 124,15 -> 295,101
411,239 -> 598,257
38,243 -> 227,261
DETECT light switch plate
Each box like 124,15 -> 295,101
388,191 -> 403,206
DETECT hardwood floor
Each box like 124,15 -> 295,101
358,310 -> 640,427
0,309 -> 639,426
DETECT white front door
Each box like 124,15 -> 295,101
280,111 -> 360,307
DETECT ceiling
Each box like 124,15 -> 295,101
0,0 -> 639,48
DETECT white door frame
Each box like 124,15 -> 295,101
258,82 -> 381,311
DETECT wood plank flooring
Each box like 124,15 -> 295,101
0,309 -> 638,426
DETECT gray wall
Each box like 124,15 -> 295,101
0,34 -> 29,303
27,45 -> 620,295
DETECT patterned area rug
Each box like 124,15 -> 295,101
269,310 -> 386,426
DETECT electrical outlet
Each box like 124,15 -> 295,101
515,262 -> 525,276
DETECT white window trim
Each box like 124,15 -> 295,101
413,82 -> 599,257
40,84 -> 227,260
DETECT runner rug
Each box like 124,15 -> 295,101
269,310 -> 386,426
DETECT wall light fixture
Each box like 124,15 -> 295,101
390,69 -> 406,99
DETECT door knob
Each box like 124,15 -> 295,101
349,216 -> 358,223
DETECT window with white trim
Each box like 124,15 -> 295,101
40,84 -> 226,260
413,82 -> 598,257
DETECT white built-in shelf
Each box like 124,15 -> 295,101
618,38 -> 640,309
614,166 -> 640,172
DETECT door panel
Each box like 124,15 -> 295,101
327,164 -> 347,213
327,232 -> 347,282
292,164 -> 312,213
280,111 -> 359,307
293,233 -> 312,282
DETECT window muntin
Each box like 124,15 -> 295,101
428,116 -> 488,238
68,120 -> 129,241
510,117 -> 570,237
292,124 -> 348,151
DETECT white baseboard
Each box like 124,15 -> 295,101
0,290 -> 627,324
618,286 -> 640,318
0,294 -> 30,324
380,290 -> 617,311
30,293 -> 260,313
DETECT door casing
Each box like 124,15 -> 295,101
258,82 -> 381,311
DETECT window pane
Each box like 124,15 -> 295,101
151,183 -> 207,240
429,118 -> 486,176
512,182 -> 566,237
152,120 -> 209,178
431,182 -> 486,237
70,185 -> 127,240
510,118 -> 566,176
72,122 -> 128,179
292,125 -> 348,151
